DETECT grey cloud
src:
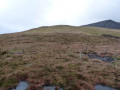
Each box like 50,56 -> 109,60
0,0 -> 120,34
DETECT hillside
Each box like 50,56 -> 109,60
84,20 -> 120,29
0,26 -> 120,90
23,25 -> 120,37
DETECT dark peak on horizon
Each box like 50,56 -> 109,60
101,19 -> 119,23
91,19 -> 119,24
84,19 -> 120,29
105,19 -> 115,22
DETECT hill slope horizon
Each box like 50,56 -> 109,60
22,25 -> 120,37
1,19 -> 120,35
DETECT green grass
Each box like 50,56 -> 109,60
23,25 -> 120,37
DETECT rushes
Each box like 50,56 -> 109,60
79,50 -> 82,60
67,47 -> 72,57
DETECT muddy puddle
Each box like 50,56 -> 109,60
10,81 -> 63,90
11,81 -> 29,90
9,82 -> 119,90
95,84 -> 118,90
43,86 -> 63,90
88,54 -> 114,62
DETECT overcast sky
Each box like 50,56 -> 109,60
0,0 -> 120,34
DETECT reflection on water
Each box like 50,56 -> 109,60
95,84 -> 118,90
12,81 -> 29,90
43,86 -> 63,90
88,54 -> 114,62
11,82 -> 63,90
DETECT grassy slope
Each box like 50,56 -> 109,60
0,26 -> 120,90
23,25 -> 120,36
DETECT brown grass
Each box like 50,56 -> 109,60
0,26 -> 120,90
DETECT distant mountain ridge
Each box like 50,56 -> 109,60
84,20 -> 120,29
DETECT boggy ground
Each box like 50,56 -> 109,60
0,32 -> 120,90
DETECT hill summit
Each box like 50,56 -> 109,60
85,20 -> 120,29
